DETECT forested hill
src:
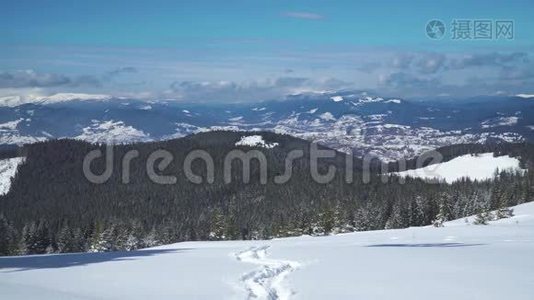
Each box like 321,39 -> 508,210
0,131 -> 533,256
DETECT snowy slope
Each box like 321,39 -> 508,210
0,93 -> 112,107
0,119 -> 47,145
75,120 -> 151,144
1,202 -> 534,300
235,135 -> 279,148
0,157 -> 25,195
394,153 -> 524,183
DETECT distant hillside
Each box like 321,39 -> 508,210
0,131 -> 533,256
1,93 -> 533,160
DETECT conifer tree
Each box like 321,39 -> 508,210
0,215 -> 17,255
209,208 -> 226,240
57,225 -> 76,253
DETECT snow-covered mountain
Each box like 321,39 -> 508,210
0,93 -> 113,107
1,92 -> 533,160
1,201 -> 533,300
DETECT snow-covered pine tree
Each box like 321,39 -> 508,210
72,228 -> 88,252
473,211 -> 491,225
89,221 -> 104,252
353,208 -> 371,231
495,207 -> 514,219
125,232 -> 140,251
92,225 -> 115,252
318,207 -> 335,235
386,200 -> 410,229
432,203 -> 448,227
20,221 -> 50,254
57,224 -> 76,253
143,227 -> 160,248
209,208 -> 226,240
0,215 -> 17,255
494,186 -> 515,220
20,222 -> 36,254
113,225 -> 129,251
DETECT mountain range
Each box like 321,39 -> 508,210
1,91 -> 533,160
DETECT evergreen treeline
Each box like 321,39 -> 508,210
0,131 -> 533,256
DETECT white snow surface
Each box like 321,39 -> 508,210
1,201 -> 534,299
481,116 -> 519,128
0,119 -> 47,145
318,112 -> 335,121
235,135 -> 279,149
35,93 -> 112,104
139,105 -> 152,110
394,153 -> 524,183
0,93 -> 113,107
0,119 -> 23,131
229,116 -> 244,122
0,157 -> 24,195
330,96 -> 344,102
75,120 -> 151,144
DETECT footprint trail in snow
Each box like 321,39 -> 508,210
235,245 -> 300,300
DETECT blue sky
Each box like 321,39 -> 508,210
1,0 -> 534,101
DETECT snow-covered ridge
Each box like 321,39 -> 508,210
0,93 -> 113,107
32,93 -> 113,104
319,112 -> 335,121
0,157 -> 25,195
516,93 -> 534,99
235,135 -> 279,148
0,92 -> 529,161
0,119 -> 23,131
75,120 -> 151,144
394,153 -> 524,183
0,119 -> 47,145
330,95 -> 344,102
481,116 -> 519,128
